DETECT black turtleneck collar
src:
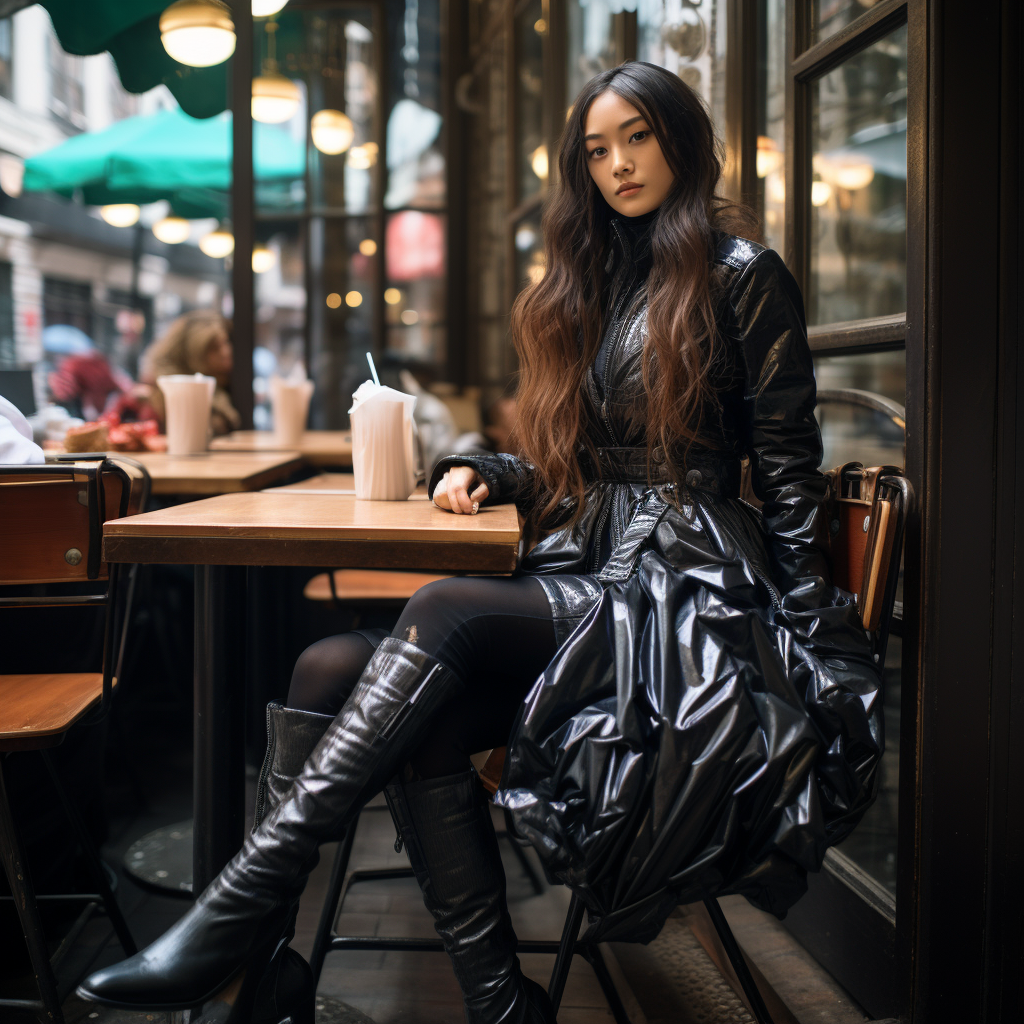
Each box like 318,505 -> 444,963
608,206 -> 659,276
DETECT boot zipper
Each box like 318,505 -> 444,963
382,786 -> 404,853
253,703 -> 274,828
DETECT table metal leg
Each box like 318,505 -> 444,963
193,564 -> 248,892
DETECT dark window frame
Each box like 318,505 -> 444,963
768,2 -> 912,1017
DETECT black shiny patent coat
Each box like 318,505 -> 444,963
430,229 -> 883,943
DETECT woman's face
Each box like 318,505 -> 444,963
583,90 -> 675,217
205,327 -> 233,377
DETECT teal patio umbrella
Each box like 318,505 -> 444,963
0,2 -> 309,119
23,107 -> 305,207
0,0 -> 230,117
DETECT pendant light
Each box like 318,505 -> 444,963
530,144 -> 549,180
100,204 -> 141,228
199,224 -> 235,258
311,109 -> 354,155
251,244 -> 276,273
252,0 -> 289,15
252,19 -> 300,124
160,0 -> 236,68
152,216 -> 191,244
810,181 -> 833,207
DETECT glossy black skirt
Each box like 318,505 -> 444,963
496,495 -> 884,944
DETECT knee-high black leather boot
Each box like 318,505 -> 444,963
387,770 -> 556,1024
76,639 -> 465,1019
245,703 -> 333,1024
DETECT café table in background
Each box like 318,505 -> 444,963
128,450 -> 304,496
102,492 -> 520,892
210,429 -> 353,468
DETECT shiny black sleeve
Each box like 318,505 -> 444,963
730,249 -> 833,606
427,452 -> 536,509
730,250 -> 883,839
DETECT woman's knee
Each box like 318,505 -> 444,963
394,578 -> 470,645
287,633 -> 376,714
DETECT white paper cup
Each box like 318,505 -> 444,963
271,380 -> 313,447
157,374 -> 216,455
350,383 -> 418,500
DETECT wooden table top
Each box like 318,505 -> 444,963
128,451 -> 304,495
265,472 -> 428,498
103,491 -> 520,572
210,430 -> 353,467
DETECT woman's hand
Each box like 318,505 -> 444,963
433,465 -> 490,514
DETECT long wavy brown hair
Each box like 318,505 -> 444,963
511,62 -> 753,526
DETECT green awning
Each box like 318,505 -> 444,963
0,1 -> 230,118
23,107 -> 305,207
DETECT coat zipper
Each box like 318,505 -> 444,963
590,488 -> 614,574
751,563 -> 783,612
695,498 -> 782,611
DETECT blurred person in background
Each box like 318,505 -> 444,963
139,310 -> 240,436
48,349 -> 134,421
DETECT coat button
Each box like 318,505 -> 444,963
685,470 -> 702,488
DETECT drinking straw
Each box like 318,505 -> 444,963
367,351 -> 381,386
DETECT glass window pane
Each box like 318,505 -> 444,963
757,0 -> 786,255
813,346 -> 905,897
813,349 -> 905,470
385,210 -> 445,364
638,0 -> 728,144
253,222 -> 306,431
813,0 -> 875,44
567,0 -> 616,102
809,24 -> 907,325
837,631 -> 901,896
516,0 -> 546,203
385,0 -> 445,211
307,13 -> 377,217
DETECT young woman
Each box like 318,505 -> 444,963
78,63 -> 882,1024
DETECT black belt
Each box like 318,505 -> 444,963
582,446 -> 741,497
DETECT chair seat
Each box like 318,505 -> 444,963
0,673 -> 106,750
303,569 -> 451,603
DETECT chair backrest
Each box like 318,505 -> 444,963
825,462 -> 910,663
814,386 -> 910,664
0,457 -> 146,585
0,456 -> 148,716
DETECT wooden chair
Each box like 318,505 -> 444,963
0,456 -> 147,1024
303,568 -> 453,607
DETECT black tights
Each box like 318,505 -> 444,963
286,576 -> 557,779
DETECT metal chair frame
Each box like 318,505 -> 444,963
309,815 -> 633,1024
0,456 -> 148,1024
